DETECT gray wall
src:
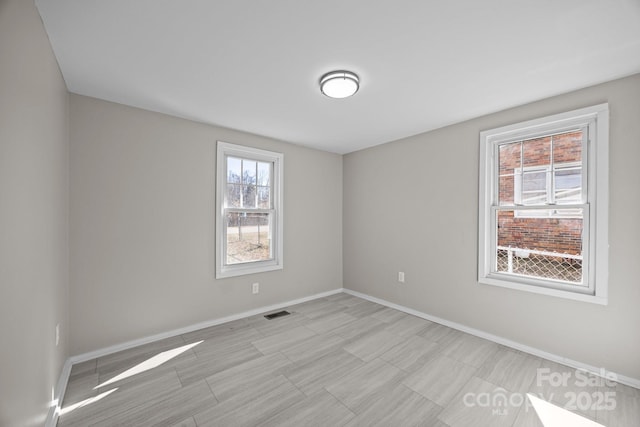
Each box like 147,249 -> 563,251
344,74 -> 640,380
2,2 -> 637,420
0,0 -> 69,425
69,95 -> 343,355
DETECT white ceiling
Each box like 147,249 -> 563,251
36,0 -> 640,154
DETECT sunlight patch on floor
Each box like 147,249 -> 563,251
527,393 -> 604,427
95,340 -> 203,389
60,388 -> 118,416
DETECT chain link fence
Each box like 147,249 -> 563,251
496,246 -> 582,284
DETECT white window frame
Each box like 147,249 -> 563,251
216,141 -> 283,279
478,104 -> 609,305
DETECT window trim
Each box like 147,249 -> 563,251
478,104 -> 609,305
216,141 -> 284,279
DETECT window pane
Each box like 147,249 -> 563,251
522,169 -> 548,205
496,208 -> 584,284
498,143 -> 521,205
552,131 -> 582,163
523,136 -> 551,168
226,212 -> 272,265
519,136 -> 551,207
258,186 -> 270,209
227,157 -> 241,184
555,167 -> 582,204
242,160 -> 256,185
522,170 -> 546,192
242,184 -> 256,208
257,162 -> 271,186
553,130 -> 583,205
226,184 -> 241,208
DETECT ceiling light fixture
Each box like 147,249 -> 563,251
320,70 -> 359,99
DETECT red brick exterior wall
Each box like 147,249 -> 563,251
497,131 -> 583,256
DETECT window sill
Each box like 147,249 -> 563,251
478,275 -> 607,305
216,260 -> 282,279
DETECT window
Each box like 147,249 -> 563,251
478,104 -> 609,304
216,142 -> 283,278
514,160 -> 583,220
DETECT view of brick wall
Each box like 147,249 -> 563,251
497,215 -> 583,255
497,131 -> 583,256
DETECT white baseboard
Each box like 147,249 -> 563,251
343,288 -> 640,390
70,288 -> 343,364
45,358 -> 73,427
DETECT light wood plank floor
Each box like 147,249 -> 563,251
58,293 -> 639,426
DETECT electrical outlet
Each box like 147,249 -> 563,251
55,324 -> 60,346
252,283 -> 259,294
398,272 -> 405,283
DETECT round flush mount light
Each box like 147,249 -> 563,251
319,70 -> 359,99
